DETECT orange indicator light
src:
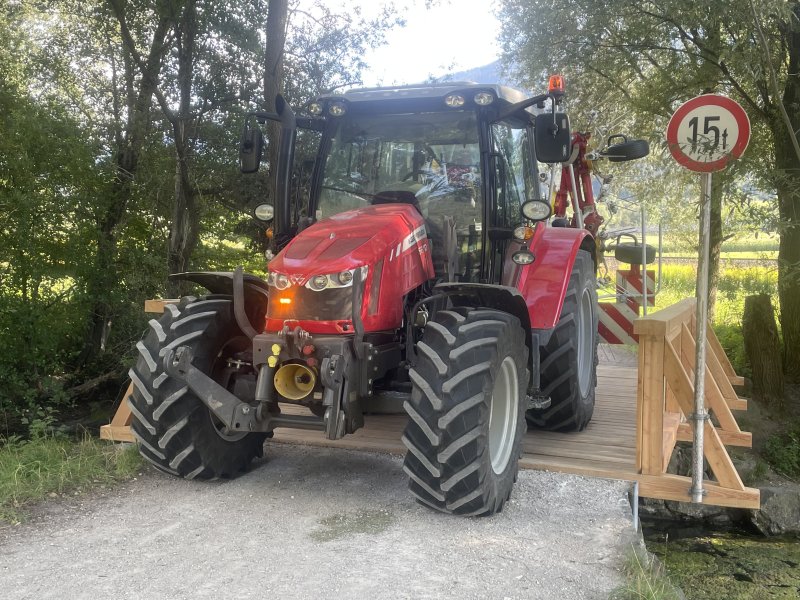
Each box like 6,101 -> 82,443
279,297 -> 291,305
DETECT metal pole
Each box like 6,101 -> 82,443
547,164 -> 558,226
567,164 -> 584,229
641,205 -> 648,316
691,172 -> 712,503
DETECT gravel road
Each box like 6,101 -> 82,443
1,443 -> 635,599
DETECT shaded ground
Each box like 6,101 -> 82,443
1,443 -> 635,600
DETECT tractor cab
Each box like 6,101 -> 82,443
242,83 -> 566,285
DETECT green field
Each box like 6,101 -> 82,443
605,262 -> 779,376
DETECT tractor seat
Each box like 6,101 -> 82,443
372,190 -> 422,214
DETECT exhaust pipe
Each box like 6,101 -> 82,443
273,362 -> 317,400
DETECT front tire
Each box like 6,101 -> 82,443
527,250 -> 598,431
403,308 -> 529,516
128,296 -> 266,479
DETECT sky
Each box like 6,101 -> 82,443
337,0 -> 503,87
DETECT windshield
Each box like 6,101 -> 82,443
318,111 -> 482,224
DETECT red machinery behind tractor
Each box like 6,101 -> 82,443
128,79 -> 648,516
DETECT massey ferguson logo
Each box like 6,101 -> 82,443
289,274 -> 307,285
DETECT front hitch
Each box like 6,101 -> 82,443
163,346 -> 324,433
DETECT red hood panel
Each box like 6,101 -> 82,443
271,204 -> 422,273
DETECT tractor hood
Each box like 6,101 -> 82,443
269,204 -> 426,277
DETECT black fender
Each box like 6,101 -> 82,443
169,271 -> 269,337
169,271 -> 268,302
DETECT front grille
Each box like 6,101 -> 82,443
267,286 -> 354,321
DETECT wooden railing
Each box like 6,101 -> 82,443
634,298 -> 760,509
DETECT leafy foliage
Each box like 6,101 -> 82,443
763,424 -> 800,477
0,0 -> 400,434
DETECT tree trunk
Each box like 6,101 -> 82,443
743,294 -> 784,406
77,7 -> 170,368
167,0 -> 199,298
770,5 -> 800,381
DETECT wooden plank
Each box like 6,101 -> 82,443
663,341 -> 697,417
680,324 -> 740,433
662,412 -> 681,473
638,473 -> 759,509
110,383 -> 134,426
702,421 -> 745,490
705,335 -> 748,411
144,298 -> 179,313
677,423 -> 752,448
99,424 -> 135,443
637,335 -> 666,474
633,298 -> 695,337
707,321 -> 737,377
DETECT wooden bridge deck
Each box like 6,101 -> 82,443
273,360 -> 640,483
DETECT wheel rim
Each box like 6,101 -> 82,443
577,287 -> 593,398
488,356 -> 518,475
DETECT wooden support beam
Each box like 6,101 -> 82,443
662,412 -> 682,473
680,324 -> 741,433
637,334 -> 666,475
144,298 -> 179,313
702,421 -> 745,490
677,423 -> 751,448
99,384 -> 134,442
637,473 -> 760,509
634,298 -> 695,338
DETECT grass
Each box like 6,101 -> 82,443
629,262 -> 779,376
0,433 -> 142,523
610,544 -> 683,600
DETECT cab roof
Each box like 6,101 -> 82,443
313,82 -> 539,120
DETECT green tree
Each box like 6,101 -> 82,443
498,0 -> 799,377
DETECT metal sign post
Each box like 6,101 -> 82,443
666,94 -> 750,503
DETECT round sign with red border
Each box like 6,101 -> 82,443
666,94 -> 750,172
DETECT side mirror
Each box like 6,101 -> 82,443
603,134 -> 650,162
239,120 -> 264,173
534,112 -> 571,163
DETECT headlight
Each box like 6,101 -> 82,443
254,203 -> 274,221
473,92 -> 494,106
521,200 -> 552,222
308,102 -> 323,116
304,267 -> 367,291
512,250 -> 535,265
444,94 -> 465,108
268,272 -> 290,290
309,274 -> 329,291
328,101 -> 347,117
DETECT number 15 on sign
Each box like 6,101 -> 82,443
667,94 -> 750,173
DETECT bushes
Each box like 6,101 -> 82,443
763,425 -> 800,478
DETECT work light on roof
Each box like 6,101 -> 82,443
473,92 -> 494,106
444,94 -> 466,108
308,102 -> 323,116
328,101 -> 347,117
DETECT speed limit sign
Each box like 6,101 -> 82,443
666,94 -> 750,172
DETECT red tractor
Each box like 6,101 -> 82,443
128,80 -> 648,516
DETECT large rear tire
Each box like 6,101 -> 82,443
128,296 -> 266,479
527,250 -> 598,431
403,308 -> 528,516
